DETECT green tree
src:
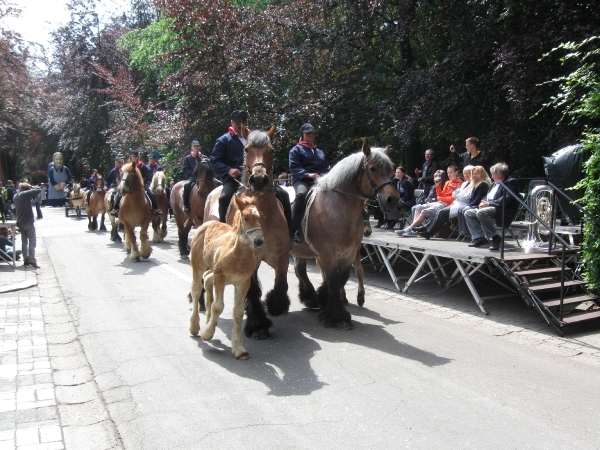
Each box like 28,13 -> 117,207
542,36 -> 600,293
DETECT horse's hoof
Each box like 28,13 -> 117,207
249,329 -> 270,340
357,297 -> 365,307
235,351 -> 250,360
100,226 -> 107,231
334,321 -> 354,331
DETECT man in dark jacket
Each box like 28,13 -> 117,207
183,140 -> 203,212
447,137 -> 488,172
414,149 -> 437,202
289,123 -> 330,243
210,110 -> 249,222
464,162 -> 519,250
13,183 -> 41,268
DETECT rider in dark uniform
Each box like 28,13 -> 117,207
210,110 -> 248,222
104,157 -> 123,212
289,123 -> 330,244
183,140 -> 202,212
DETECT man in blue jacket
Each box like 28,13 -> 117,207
210,110 -> 249,222
183,140 -> 203,212
289,123 -> 330,243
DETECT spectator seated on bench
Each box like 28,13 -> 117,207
464,162 -> 520,251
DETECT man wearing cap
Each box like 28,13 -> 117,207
110,150 -> 162,217
148,151 -> 162,174
289,123 -> 330,243
210,110 -> 249,222
13,182 -> 42,268
104,158 -> 123,212
182,140 -> 204,212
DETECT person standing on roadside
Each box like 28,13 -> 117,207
13,182 -> 41,268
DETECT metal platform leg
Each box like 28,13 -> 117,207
454,259 -> 488,314
376,245 -> 401,291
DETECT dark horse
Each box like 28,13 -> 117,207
170,160 -> 217,258
205,127 -> 291,339
291,142 -> 399,329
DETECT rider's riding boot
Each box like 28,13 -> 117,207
183,181 -> 193,212
290,193 -> 306,244
292,230 -> 302,244
110,195 -> 121,216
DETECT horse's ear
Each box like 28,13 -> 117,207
233,193 -> 244,211
383,145 -> 392,154
362,139 -> 371,157
267,125 -> 276,142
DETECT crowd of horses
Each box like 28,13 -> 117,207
69,127 -> 401,359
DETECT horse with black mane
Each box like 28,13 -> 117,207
170,160 -> 217,258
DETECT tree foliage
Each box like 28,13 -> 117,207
543,37 -> 600,294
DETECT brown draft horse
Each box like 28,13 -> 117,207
86,176 -> 107,231
189,195 -> 265,359
170,160 -> 217,258
150,171 -> 169,243
117,162 -> 153,261
291,142 -> 399,329
204,127 -> 291,339
317,202 -> 372,307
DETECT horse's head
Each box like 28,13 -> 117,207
94,176 -> 104,194
234,194 -> 264,248
118,162 -> 143,195
362,202 -> 372,237
151,171 -> 167,196
72,183 -> 81,196
361,141 -> 399,213
193,159 -> 216,198
244,126 -> 275,195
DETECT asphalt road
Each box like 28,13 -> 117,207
35,207 -> 600,449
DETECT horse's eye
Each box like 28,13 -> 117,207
369,166 -> 377,172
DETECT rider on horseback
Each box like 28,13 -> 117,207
183,140 -> 207,212
105,157 -> 123,212
289,123 -> 330,244
110,150 -> 163,217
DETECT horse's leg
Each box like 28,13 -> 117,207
178,222 -> 192,258
140,224 -> 152,259
99,212 -> 107,231
294,256 -> 318,308
202,270 -> 213,323
244,270 -> 272,339
92,214 -> 98,231
152,216 -> 162,243
189,268 -> 204,336
232,279 -> 250,360
161,215 -> 168,238
265,255 -> 291,317
87,214 -> 93,230
201,274 -> 225,342
126,225 -> 141,261
317,257 -> 353,330
354,250 -> 365,307
123,227 -> 131,252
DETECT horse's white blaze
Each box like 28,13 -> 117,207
251,207 -> 260,218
